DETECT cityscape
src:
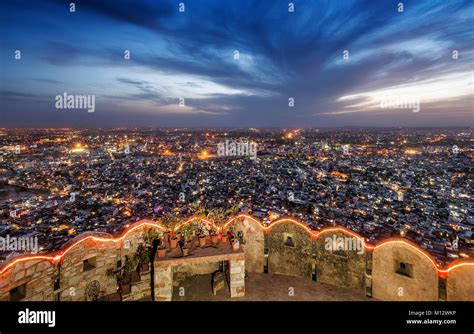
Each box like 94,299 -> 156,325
1,127 -> 472,265
0,2 -> 473,330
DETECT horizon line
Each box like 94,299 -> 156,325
1,126 -> 473,131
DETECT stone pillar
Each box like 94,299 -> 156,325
154,266 -> 173,301
230,259 -> 245,298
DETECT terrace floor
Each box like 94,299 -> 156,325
172,273 -> 374,301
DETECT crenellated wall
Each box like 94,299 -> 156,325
59,233 -> 118,301
371,239 -> 439,301
0,214 -> 473,301
0,219 -> 165,301
446,261 -> 474,301
233,216 -> 265,273
313,230 -> 366,293
0,258 -> 56,301
267,221 -> 313,278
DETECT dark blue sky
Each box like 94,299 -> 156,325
1,0 -> 473,128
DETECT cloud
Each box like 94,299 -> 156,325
1,0 -> 473,127
32,78 -> 62,84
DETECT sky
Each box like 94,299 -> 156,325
1,0 -> 473,128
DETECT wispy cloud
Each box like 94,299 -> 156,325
1,0 -> 472,127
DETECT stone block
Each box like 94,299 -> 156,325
231,272 -> 245,281
27,292 -> 44,301
26,267 -> 35,277
68,275 -> 81,286
231,286 -> 245,298
230,279 -> 244,287
232,260 -> 245,267
14,270 -> 25,281
36,261 -> 51,271
0,279 -> 9,289
230,266 -> 242,274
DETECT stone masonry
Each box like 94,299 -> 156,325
1,218 -> 473,302
154,266 -> 173,301
230,259 -> 245,298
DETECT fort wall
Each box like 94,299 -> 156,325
1,214 -> 473,301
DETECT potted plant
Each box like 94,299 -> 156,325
179,240 -> 189,256
169,231 -> 179,249
118,255 -> 136,295
196,222 -> 208,247
198,234 -> 207,247
157,244 -> 167,258
134,243 -> 150,273
129,257 -> 141,284
221,230 -> 229,243
181,245 -> 189,256
118,279 -> 132,295
163,214 -> 181,249
182,225 -> 193,249
187,239 -> 193,249
164,231 -> 170,243
210,228 -> 219,244
199,234 -> 206,247
107,269 -> 122,294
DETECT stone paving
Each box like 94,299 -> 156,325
172,273 -> 374,301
